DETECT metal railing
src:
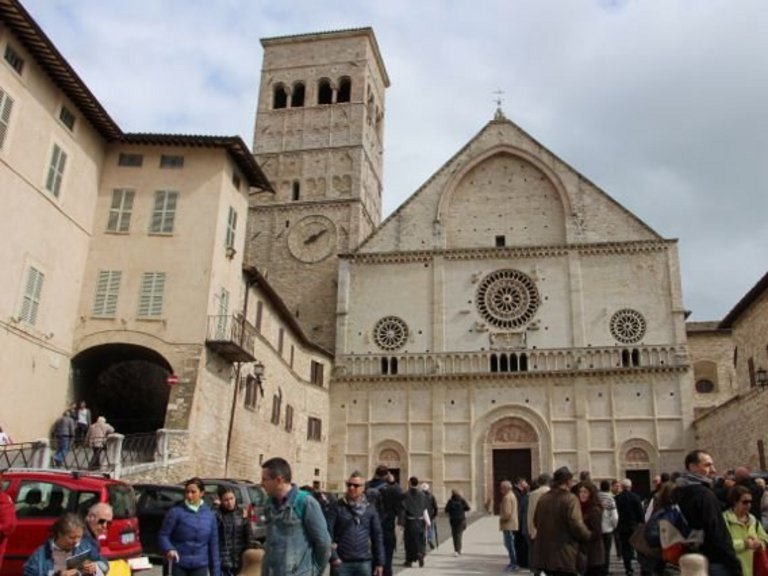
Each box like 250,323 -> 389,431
120,433 -> 157,466
0,441 -> 45,469
206,314 -> 256,349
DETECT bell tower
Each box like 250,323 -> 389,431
247,29 -> 389,352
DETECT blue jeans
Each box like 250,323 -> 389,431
503,530 -> 518,567
332,560 -> 371,576
53,435 -> 70,465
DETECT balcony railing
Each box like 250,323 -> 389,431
335,344 -> 686,378
205,314 -> 257,362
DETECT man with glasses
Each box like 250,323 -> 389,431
326,471 -> 384,576
673,450 -> 742,576
83,503 -> 112,574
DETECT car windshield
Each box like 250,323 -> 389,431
108,484 -> 137,518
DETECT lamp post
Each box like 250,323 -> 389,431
757,367 -> 768,389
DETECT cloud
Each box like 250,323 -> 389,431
20,0 -> 768,320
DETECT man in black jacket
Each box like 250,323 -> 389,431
615,478 -> 644,576
327,471 -> 384,576
673,450 -> 741,576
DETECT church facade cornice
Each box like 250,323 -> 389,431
343,239 -> 674,265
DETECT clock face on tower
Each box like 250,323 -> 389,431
287,215 -> 337,263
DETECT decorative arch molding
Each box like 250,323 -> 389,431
435,144 -> 574,235
373,439 -> 407,477
619,438 -> 659,472
74,330 -> 185,371
471,405 -> 552,512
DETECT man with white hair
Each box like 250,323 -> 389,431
499,480 -> 519,572
85,416 -> 114,470
83,502 -> 113,574
614,478 -> 644,576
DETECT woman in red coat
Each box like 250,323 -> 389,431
0,471 -> 18,572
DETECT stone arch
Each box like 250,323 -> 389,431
435,145 -> 573,249
472,405 -> 552,512
619,438 -> 659,473
693,359 -> 719,394
373,439 -> 407,484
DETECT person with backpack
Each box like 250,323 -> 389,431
673,450 -> 742,576
260,457 -> 331,576
326,471 -> 384,576
598,479 -> 619,576
445,489 -> 470,556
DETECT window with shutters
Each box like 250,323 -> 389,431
137,272 -> 165,318
307,417 -> 322,441
59,106 -> 76,131
107,189 -> 135,233
271,389 -> 282,425
159,154 -> 184,168
118,153 -> 143,167
150,190 -> 178,234
19,267 -> 44,326
225,207 -> 237,248
45,144 -> 67,197
285,405 -> 293,432
310,361 -> 324,387
0,88 -> 13,150
4,45 -> 24,75
92,270 -> 122,317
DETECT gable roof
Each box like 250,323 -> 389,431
120,134 -> 272,190
0,1 -> 273,191
354,111 -> 662,253
0,0 -> 122,139
719,270 -> 768,329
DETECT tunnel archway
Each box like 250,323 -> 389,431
72,343 -> 173,435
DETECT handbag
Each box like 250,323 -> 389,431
754,546 -> 768,576
629,523 -> 661,559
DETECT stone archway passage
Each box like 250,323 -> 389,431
72,343 -> 172,435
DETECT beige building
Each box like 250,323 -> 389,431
694,272 -> 768,471
0,0 -> 331,484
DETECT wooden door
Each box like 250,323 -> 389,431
492,448 -> 531,513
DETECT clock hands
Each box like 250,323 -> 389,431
304,228 -> 328,245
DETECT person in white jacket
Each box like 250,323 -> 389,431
598,479 -> 619,576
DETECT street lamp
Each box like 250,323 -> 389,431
757,367 -> 768,389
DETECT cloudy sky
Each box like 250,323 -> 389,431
20,0 -> 768,321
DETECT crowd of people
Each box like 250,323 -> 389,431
506,451 -> 768,576
49,402 -> 115,469
4,449 -> 768,576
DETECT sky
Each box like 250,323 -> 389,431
19,0 -> 768,322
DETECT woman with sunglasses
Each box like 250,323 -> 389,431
724,485 -> 768,576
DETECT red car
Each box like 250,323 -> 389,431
0,470 -> 141,576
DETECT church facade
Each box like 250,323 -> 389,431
244,31 -> 695,506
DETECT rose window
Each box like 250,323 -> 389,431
609,309 -> 647,344
475,269 -> 540,329
373,316 -> 409,351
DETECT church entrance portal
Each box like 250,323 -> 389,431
492,448 -> 532,513
72,344 -> 172,435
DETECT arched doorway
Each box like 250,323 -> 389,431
72,343 -> 172,435
488,417 -> 538,513
375,441 -> 406,487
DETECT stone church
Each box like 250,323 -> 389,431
246,29 -> 694,505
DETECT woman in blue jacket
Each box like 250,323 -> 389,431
159,478 -> 221,576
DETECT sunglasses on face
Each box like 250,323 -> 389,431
346,482 -> 363,488
97,518 -> 111,525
